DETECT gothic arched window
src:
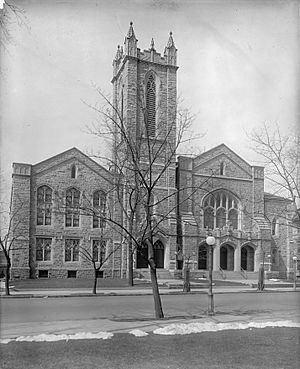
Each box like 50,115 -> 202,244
37,185 -> 52,225
93,190 -> 106,228
203,190 -> 241,230
65,188 -> 80,227
146,74 -> 156,136
71,165 -> 77,178
220,161 -> 225,175
204,207 -> 214,229
271,218 -> 278,236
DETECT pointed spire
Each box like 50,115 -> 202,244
127,21 -> 136,39
166,31 -> 175,49
150,38 -> 155,51
115,45 -> 121,60
124,21 -> 138,57
164,31 -> 177,66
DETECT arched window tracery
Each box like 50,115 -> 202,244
65,188 -> 80,227
93,190 -> 106,228
37,185 -> 52,225
203,190 -> 241,230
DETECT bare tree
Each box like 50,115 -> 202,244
79,237 -> 121,295
249,123 -> 299,209
0,1 -> 27,49
0,198 -> 27,295
85,87 -> 202,319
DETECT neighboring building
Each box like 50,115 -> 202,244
9,23 -> 296,280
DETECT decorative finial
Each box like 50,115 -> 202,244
127,21 -> 136,39
150,38 -> 155,51
166,31 -> 175,48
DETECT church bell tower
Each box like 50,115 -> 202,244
111,22 -> 179,272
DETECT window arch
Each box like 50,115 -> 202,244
65,188 -> 80,227
271,218 -> 278,236
203,190 -> 241,230
71,165 -> 77,178
93,190 -> 106,228
220,161 -> 225,175
37,185 -> 52,225
146,74 -> 156,136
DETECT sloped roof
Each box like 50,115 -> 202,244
31,147 -> 113,182
264,192 -> 292,202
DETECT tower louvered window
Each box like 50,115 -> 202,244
146,75 -> 156,136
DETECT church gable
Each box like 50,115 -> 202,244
32,147 -> 112,184
193,144 -> 252,179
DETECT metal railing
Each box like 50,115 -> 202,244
240,267 -> 248,279
219,267 -> 226,280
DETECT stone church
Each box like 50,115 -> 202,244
8,23 -> 298,280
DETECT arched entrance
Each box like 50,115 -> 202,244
241,245 -> 255,271
198,244 -> 208,270
136,240 -> 164,269
220,244 -> 234,270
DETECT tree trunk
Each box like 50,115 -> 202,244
149,265 -> 164,319
128,242 -> 134,286
183,267 -> 190,292
146,239 -> 164,319
127,218 -> 134,287
257,266 -> 265,291
5,258 -> 11,296
93,268 -> 98,295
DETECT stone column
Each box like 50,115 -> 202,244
234,246 -> 241,272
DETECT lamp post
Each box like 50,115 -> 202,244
206,235 -> 216,316
292,256 -> 297,291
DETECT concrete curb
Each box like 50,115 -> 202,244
1,288 -> 298,298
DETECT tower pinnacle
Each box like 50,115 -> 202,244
127,21 -> 136,39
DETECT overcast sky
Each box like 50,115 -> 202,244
0,0 -> 299,200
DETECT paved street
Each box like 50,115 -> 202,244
1,292 -> 299,339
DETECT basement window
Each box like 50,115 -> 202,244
96,270 -> 104,278
38,270 -> 49,278
67,270 -> 77,278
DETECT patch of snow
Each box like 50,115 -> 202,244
153,320 -> 300,336
0,332 -> 113,344
129,329 -> 149,337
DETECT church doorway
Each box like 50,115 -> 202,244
220,244 -> 234,270
241,245 -> 255,271
198,244 -> 208,270
136,240 -> 165,269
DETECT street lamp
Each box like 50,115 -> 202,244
206,235 -> 216,316
292,256 -> 297,291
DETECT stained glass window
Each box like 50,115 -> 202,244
36,238 -> 52,261
65,239 -> 79,262
37,186 -> 52,225
92,190 -> 106,228
65,188 -> 80,227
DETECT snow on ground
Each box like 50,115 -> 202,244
0,332 -> 113,344
1,320 -> 299,344
153,320 -> 300,335
129,329 -> 149,337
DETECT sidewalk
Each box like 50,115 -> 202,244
1,278 -> 298,298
